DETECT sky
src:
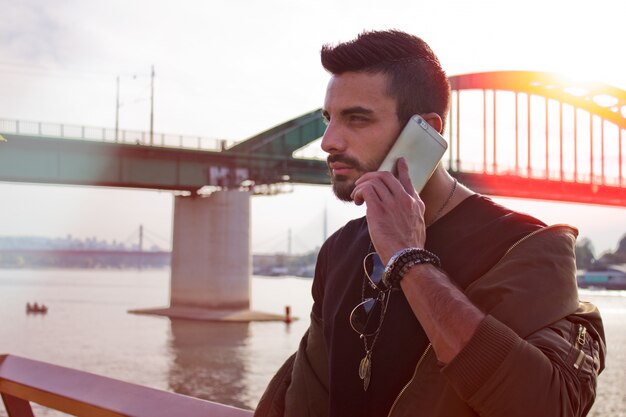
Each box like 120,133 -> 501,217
1,0 -> 625,256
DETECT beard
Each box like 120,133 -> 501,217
327,154 -> 377,202
331,175 -> 357,202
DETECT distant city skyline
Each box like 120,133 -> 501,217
0,233 -> 165,252
2,224 -> 623,260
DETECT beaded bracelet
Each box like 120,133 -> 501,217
382,248 -> 441,289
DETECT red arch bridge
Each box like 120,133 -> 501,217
1,71 -> 625,206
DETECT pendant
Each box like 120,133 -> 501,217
359,354 -> 372,391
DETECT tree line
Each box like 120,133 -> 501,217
576,234 -> 626,270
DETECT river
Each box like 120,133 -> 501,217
0,269 -> 624,416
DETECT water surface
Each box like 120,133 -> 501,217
0,269 -> 623,416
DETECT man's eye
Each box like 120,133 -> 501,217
349,115 -> 368,123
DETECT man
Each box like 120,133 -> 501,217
256,30 -> 605,417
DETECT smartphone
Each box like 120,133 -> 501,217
378,115 -> 448,193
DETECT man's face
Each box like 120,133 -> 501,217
321,71 -> 403,201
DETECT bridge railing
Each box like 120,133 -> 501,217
454,160 -> 624,187
0,354 -> 253,417
0,118 -> 236,152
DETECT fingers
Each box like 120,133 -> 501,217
352,174 -> 389,205
353,164 -> 428,255
395,158 -> 418,198
352,168 -> 411,205
351,182 -> 381,206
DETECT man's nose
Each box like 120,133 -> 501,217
320,122 -> 346,154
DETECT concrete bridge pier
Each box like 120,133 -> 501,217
171,191 -> 251,310
131,190 -> 286,322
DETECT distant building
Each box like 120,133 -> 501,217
577,264 -> 626,290
252,253 -> 316,277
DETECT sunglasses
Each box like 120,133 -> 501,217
349,252 -> 391,337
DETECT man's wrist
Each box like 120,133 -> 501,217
382,247 -> 441,289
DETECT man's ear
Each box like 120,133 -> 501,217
420,112 -> 443,134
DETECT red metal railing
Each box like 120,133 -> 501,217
0,354 -> 253,417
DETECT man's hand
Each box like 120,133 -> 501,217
350,157 -> 426,263
353,157 -> 485,364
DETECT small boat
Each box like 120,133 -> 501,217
26,302 -> 48,314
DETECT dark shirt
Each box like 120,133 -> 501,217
311,194 -> 546,417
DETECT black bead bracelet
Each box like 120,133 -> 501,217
382,248 -> 441,289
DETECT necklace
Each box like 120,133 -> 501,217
356,179 -> 457,390
426,178 -> 458,227
358,242 -> 392,391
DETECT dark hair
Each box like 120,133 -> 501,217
321,30 -> 451,130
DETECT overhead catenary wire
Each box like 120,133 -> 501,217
0,61 -> 149,80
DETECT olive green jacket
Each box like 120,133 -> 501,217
255,225 -> 606,417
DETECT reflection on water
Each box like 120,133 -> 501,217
168,319 -> 251,409
0,269 -> 312,415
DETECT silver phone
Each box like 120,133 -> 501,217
378,115 -> 448,193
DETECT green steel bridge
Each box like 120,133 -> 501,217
1,71 -> 625,206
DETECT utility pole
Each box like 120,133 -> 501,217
115,70 -> 152,144
115,76 -> 120,142
149,65 -> 155,146
138,224 -> 144,270
287,228 -> 292,256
